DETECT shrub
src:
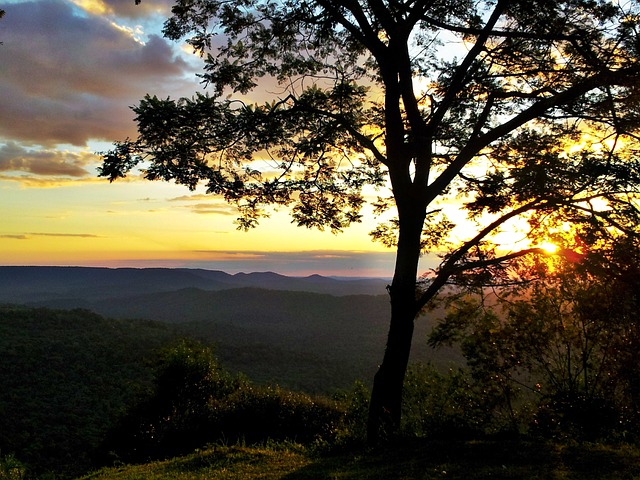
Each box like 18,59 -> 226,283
532,393 -> 626,442
215,385 -> 344,444
401,364 -> 508,439
101,340 -> 345,464
0,454 -> 25,480
329,381 -> 370,447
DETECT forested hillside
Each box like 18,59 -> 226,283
0,305 -> 178,477
0,269 -> 453,478
0,267 -> 457,392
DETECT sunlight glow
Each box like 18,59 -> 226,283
538,241 -> 560,254
69,0 -> 109,16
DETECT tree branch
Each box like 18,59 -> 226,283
415,199 -> 546,311
420,13 -> 576,42
426,63 -> 640,206
428,0 -> 508,132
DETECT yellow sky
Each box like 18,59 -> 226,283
0,169 -> 401,275
0,0 -> 585,277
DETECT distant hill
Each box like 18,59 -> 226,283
0,266 -> 461,389
0,266 -> 389,304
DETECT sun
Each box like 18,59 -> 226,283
538,241 -> 560,254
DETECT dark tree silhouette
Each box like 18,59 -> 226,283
100,0 -> 640,441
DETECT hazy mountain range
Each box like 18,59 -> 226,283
0,266 -> 389,303
0,266 -> 459,392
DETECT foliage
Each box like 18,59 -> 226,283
429,236 -> 640,441
102,340 -> 346,464
0,305 -> 179,478
0,455 -> 25,480
329,381 -> 371,447
401,363 -> 511,439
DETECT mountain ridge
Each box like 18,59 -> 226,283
0,266 -> 389,303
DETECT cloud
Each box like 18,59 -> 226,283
74,249 -> 399,277
0,234 -> 29,240
0,142 -> 94,177
0,232 -> 101,239
0,0 -> 196,146
0,173 -> 109,188
168,194 -> 215,202
28,232 -> 102,238
168,194 -> 238,215
187,249 -> 399,276
188,203 -> 238,215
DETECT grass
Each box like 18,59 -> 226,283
79,445 -> 312,480
78,440 -> 640,480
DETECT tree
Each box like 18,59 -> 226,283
100,0 -> 640,442
430,235 -> 640,439
102,340 -> 238,461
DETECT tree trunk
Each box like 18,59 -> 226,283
367,292 -> 416,442
367,202 -> 424,443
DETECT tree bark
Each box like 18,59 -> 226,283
367,199 -> 425,442
367,291 -> 417,442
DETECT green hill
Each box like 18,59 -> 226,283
0,305 -> 181,477
27,286 -> 461,392
0,304 -> 364,477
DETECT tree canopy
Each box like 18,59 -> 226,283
100,0 -> 640,441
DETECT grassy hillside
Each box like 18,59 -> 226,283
79,440 -> 640,480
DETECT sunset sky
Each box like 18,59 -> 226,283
0,0 -> 418,277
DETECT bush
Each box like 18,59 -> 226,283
0,454 -> 25,480
215,386 -> 344,444
101,340 -> 346,464
329,381 -> 370,447
401,364 -> 510,439
532,393 -> 626,442
100,339 -> 240,462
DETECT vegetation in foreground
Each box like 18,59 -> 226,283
80,441 -> 640,480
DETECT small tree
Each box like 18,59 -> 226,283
100,0 -> 640,441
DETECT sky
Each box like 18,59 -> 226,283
0,0 -> 413,277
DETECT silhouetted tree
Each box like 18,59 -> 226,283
102,340 -> 238,461
100,0 -> 640,441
